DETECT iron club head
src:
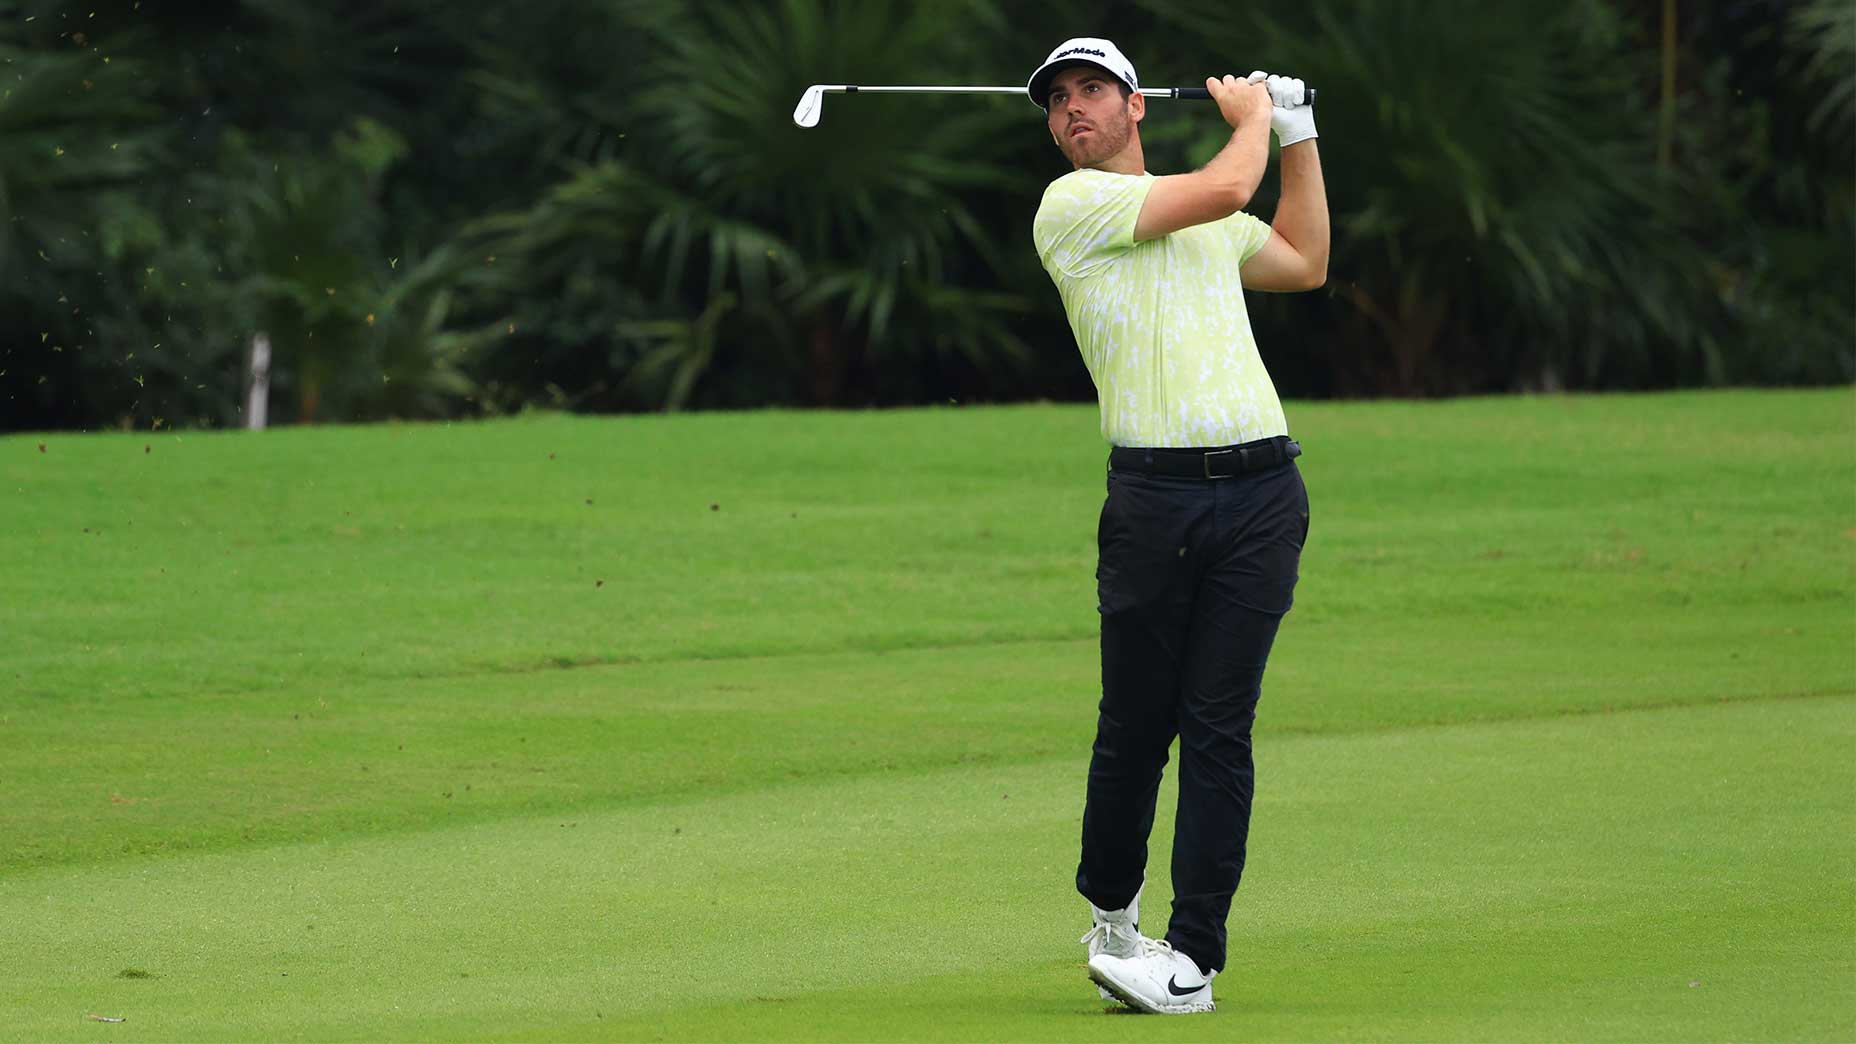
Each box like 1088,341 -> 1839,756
793,85 -> 828,128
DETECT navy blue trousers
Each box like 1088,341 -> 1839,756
1076,454 -> 1309,974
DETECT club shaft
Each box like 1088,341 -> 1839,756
816,85 -> 1317,103
792,82 -> 1317,128
824,86 -> 1025,94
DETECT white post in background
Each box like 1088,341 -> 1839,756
246,333 -> 271,431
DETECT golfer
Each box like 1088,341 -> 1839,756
1027,38 -> 1328,1014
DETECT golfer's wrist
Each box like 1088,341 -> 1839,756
1273,115 -> 1317,147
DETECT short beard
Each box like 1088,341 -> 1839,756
1062,106 -> 1133,168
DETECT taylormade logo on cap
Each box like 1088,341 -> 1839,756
1027,37 -> 1140,109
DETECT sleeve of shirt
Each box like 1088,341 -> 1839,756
1221,209 -> 1273,264
1033,171 -> 1155,280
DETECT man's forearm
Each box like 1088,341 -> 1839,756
1202,111 -> 1271,210
1272,141 -> 1328,278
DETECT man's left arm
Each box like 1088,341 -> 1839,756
1240,74 -> 1329,292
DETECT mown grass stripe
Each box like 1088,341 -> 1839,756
4,695 -> 1849,1041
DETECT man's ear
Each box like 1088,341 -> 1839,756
1129,90 -> 1146,125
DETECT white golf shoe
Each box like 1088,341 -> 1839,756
1087,937 -> 1216,1014
1079,890 -> 1146,1002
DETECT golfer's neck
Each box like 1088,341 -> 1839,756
1085,141 -> 1146,176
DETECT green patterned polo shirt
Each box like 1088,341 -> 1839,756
1033,168 -> 1288,448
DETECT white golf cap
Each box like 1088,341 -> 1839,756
1026,37 -> 1140,109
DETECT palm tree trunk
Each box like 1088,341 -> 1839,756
808,313 -> 840,406
300,374 -> 321,424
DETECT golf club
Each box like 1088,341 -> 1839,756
792,83 -> 1317,128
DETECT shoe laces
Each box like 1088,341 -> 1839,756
1136,935 -> 1177,959
1078,918 -> 1141,948
1138,936 -> 1211,982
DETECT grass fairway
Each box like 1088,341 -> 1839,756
4,389 -> 1853,1040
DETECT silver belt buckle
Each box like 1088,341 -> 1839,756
1202,448 -> 1235,479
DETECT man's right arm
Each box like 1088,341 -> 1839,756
1132,76 -> 1273,243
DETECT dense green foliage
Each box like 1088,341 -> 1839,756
1,1 -> 1850,429
4,392 -> 1853,1037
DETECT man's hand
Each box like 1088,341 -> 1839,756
1246,71 -> 1317,147
1206,74 -> 1273,132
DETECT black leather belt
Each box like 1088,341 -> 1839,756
1109,436 -> 1301,479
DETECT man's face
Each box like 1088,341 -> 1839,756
1044,65 -> 1141,169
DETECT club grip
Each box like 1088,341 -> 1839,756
1175,86 -> 1317,104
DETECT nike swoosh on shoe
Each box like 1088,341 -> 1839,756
1166,975 -> 1204,997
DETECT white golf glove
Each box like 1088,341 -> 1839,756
1247,70 -> 1317,147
